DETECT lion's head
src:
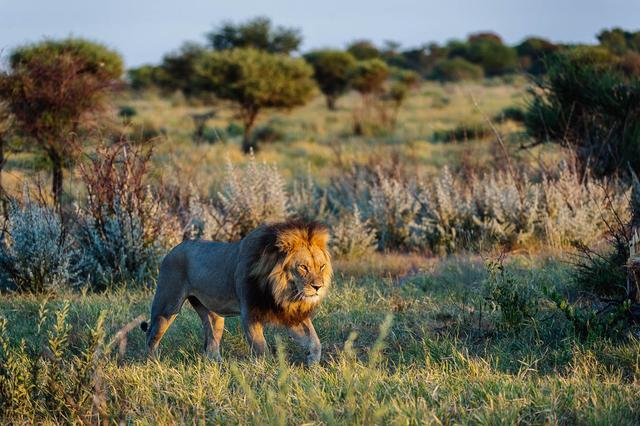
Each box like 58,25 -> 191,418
247,220 -> 332,325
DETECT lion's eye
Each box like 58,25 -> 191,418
298,265 -> 308,274
320,264 -> 326,271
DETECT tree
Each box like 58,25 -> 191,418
196,48 -> 315,153
154,42 -> 206,97
515,37 -> 559,75
206,17 -> 302,54
466,35 -> 517,76
431,58 -> 484,81
349,59 -> 390,96
0,39 -> 123,204
347,40 -> 381,60
304,49 -> 356,110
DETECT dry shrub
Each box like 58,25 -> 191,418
74,140 -> 180,290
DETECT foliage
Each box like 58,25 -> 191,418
153,42 -> 206,97
525,53 -> 640,177
431,58 -> 484,82
207,16 -> 302,54
346,40 -> 381,60
465,34 -> 518,76
432,123 -> 492,142
75,141 -> 179,290
187,155 -> 289,241
304,49 -> 357,109
0,38 -> 123,203
195,48 -> 315,153
484,258 -> 538,331
515,37 -> 559,75
0,195 -> 76,293
331,205 -> 377,260
349,59 -> 389,95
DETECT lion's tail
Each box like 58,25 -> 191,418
140,321 -> 149,332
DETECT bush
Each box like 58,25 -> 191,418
118,105 -> 137,124
75,141 -> 179,290
431,58 -> 484,82
525,54 -> 640,177
432,123 -> 492,142
0,195 -> 76,293
331,206 -> 377,260
493,106 -> 525,123
484,258 -> 538,331
187,155 -> 289,241
251,121 -> 286,145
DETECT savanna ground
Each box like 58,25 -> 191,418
1,78 -> 639,424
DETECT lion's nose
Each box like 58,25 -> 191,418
311,284 -> 322,292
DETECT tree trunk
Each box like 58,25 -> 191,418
49,149 -> 63,207
242,113 -> 257,154
326,95 -> 337,111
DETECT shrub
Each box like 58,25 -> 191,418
118,105 -> 137,124
484,258 -> 538,331
75,141 -> 179,290
525,53 -> 640,177
493,106 -> 525,123
0,194 -> 76,293
187,156 -> 289,241
431,58 -> 483,82
432,123 -> 492,142
251,121 -> 286,145
331,205 -> 377,260
466,36 -> 517,76
515,37 -> 559,75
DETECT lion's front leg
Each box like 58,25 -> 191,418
241,313 -> 267,356
288,318 -> 321,364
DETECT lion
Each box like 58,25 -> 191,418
140,220 -> 332,364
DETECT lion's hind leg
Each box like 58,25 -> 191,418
188,296 -> 224,361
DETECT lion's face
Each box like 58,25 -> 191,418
263,222 -> 333,308
287,246 -> 331,302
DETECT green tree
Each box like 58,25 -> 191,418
304,49 -> 356,110
0,39 -> 123,204
515,37 -> 559,75
347,40 -> 381,60
466,35 -> 517,76
154,42 -> 206,97
196,48 -> 315,153
349,59 -> 390,96
431,58 -> 484,82
207,17 -> 302,54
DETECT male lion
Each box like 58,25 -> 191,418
140,220 -> 332,364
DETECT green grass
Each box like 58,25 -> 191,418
2,255 -> 639,424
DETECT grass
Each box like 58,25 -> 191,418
1,254 -> 639,424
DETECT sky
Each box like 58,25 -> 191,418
1,0 -> 638,68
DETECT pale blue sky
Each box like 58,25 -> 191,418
1,0 -> 638,67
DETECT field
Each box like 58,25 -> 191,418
1,79 -> 639,424
2,255 -> 639,424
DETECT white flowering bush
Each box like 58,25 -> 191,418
0,197 -> 76,293
183,156 -> 291,242
331,205 -> 377,260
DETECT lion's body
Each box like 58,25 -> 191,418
142,221 -> 332,363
